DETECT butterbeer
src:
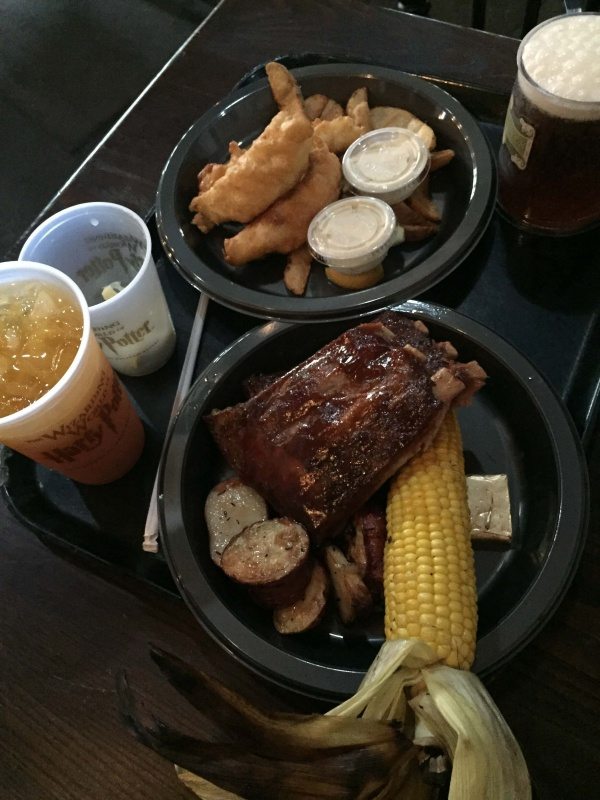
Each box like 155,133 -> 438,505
498,14 -> 600,234
0,263 -> 144,484
0,281 -> 83,416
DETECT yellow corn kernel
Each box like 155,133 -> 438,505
385,411 -> 477,670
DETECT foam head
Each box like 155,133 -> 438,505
518,13 -> 600,120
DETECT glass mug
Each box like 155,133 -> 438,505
497,13 -> 600,235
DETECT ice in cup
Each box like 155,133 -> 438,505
0,262 -> 145,484
498,13 -> 600,234
19,202 -> 176,376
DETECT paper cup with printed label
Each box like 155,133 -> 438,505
19,202 -> 176,376
0,262 -> 145,484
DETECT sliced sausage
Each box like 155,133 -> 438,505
273,561 -> 329,634
221,518 -> 311,609
205,478 -> 268,566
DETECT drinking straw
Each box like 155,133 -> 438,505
143,292 -> 209,553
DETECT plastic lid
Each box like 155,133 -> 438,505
342,127 -> 430,204
307,197 -> 398,273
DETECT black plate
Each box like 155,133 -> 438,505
156,64 -> 495,322
158,302 -> 588,701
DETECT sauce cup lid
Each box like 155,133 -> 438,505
307,196 -> 398,273
342,127 -> 430,204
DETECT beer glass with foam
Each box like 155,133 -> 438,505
0,262 -> 145,484
498,13 -> 600,234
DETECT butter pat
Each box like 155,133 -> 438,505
467,474 -> 512,547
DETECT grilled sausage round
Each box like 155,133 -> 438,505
205,478 -> 268,565
221,518 -> 311,608
273,561 -> 329,634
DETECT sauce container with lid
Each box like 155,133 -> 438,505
307,196 -> 404,275
342,127 -> 430,204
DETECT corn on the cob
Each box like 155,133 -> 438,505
385,411 -> 477,669
329,410 -> 531,799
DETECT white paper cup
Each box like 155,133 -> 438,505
19,202 -> 176,376
0,262 -> 145,484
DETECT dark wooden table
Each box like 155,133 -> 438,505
2,2 -> 599,798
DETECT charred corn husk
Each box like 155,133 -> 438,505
118,648 -> 420,800
329,412 -> 531,800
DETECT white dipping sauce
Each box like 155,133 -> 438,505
307,197 -> 400,273
349,138 -> 416,184
342,128 -> 430,203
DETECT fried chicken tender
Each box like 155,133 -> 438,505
223,139 -> 342,266
198,142 -> 245,192
370,106 -> 436,150
312,87 -> 371,153
189,62 -> 313,233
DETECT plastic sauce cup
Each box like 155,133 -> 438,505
342,127 -> 431,204
0,262 -> 145,484
307,196 -> 404,274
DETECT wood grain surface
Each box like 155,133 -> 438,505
1,2 -> 598,799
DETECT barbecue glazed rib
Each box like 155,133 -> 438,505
206,312 -> 486,543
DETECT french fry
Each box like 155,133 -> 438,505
304,93 -> 329,120
320,98 -> 344,121
284,244 -> 313,296
407,176 -> 441,223
370,105 -> 436,150
391,201 -> 438,241
430,148 -> 455,172
305,94 -> 344,122
313,87 -> 370,153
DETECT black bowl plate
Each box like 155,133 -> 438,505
158,302 -> 588,701
156,64 -> 495,322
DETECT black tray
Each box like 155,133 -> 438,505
2,58 -> 598,600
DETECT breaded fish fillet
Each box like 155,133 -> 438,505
197,142 -> 245,192
189,63 -> 313,233
223,139 -> 341,266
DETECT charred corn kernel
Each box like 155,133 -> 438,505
385,411 -> 477,669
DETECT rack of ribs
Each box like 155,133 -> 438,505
206,311 -> 486,544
